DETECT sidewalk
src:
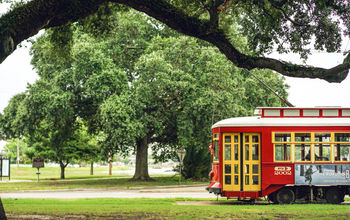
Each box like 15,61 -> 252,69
0,184 -> 217,199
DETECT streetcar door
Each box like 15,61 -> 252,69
222,133 -> 240,191
243,133 -> 261,191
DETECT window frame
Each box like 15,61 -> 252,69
334,132 -> 350,163
272,132 -> 292,162
272,132 -> 350,163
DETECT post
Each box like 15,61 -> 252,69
179,163 -> 182,184
16,137 -> 19,167
0,155 -> 2,181
8,156 -> 11,181
37,168 -> 40,182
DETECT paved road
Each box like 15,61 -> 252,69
0,185 -> 219,199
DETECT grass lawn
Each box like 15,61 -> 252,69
3,198 -> 350,219
0,176 -> 206,191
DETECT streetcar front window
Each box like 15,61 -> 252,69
213,134 -> 219,162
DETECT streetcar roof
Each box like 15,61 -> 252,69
212,116 -> 350,128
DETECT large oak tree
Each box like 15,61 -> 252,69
0,0 -> 350,82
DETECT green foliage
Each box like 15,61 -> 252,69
76,8 -> 178,81
229,0 -> 349,59
1,138 -> 32,163
0,92 -> 27,138
15,8 -> 289,180
99,92 -> 141,158
30,122 -> 99,166
133,36 -> 287,178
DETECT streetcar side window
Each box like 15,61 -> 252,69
295,144 -> 311,162
334,133 -> 350,162
274,144 -> 291,161
315,133 -> 331,142
272,132 -> 350,163
335,133 -> 350,142
314,133 -> 331,161
274,133 -> 291,142
334,144 -> 350,161
295,133 -> 311,142
273,133 -> 291,162
314,144 -> 331,161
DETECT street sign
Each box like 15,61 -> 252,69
32,156 -> 44,169
32,156 -> 44,182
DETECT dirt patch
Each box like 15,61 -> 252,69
7,213 -> 157,220
176,201 -> 222,206
7,214 -> 87,220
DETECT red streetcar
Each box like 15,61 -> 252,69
207,107 -> 350,204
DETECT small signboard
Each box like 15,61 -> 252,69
0,155 -> 11,180
32,156 -> 44,169
2,159 -> 9,176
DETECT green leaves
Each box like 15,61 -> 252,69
1,92 -> 27,138
1,8 -> 290,179
133,35 -> 288,177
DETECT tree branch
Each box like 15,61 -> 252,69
116,0 -> 349,82
0,0 -> 348,82
267,0 -> 309,27
0,0 -> 108,63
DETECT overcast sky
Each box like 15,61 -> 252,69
269,50 -> 350,107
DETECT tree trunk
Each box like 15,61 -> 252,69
0,198 -> 7,220
132,136 -> 152,181
59,161 -> 66,179
108,153 -> 113,176
90,161 -> 94,175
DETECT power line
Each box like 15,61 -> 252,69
241,69 -> 294,107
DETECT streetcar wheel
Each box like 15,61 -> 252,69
268,192 -> 277,204
325,188 -> 344,204
276,188 -> 295,204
